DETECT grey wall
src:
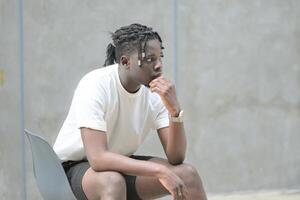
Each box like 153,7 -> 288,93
1,0 -> 23,199
1,0 -> 300,199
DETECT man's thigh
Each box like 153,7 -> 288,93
64,155 -> 154,200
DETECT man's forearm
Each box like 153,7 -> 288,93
89,151 -> 166,177
149,77 -> 187,164
166,121 -> 187,165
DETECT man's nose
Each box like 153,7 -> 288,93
154,60 -> 162,71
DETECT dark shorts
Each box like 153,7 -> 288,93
62,155 -> 153,200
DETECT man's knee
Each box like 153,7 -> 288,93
83,170 -> 126,199
149,157 -> 203,186
100,172 -> 126,194
175,163 -> 203,186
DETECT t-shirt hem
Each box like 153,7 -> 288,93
77,121 -> 107,132
154,117 -> 169,130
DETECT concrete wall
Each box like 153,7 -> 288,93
1,0 -> 23,199
1,0 -> 299,199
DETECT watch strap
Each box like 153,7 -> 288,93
169,110 -> 184,123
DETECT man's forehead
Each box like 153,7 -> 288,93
145,39 -> 162,47
145,40 -> 163,53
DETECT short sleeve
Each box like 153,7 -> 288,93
153,100 -> 169,130
73,79 -> 107,132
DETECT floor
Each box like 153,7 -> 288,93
209,190 -> 300,200
158,190 -> 300,200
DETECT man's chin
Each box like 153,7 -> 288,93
145,74 -> 162,88
151,74 -> 162,82
154,72 -> 162,79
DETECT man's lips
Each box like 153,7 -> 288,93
152,71 -> 162,78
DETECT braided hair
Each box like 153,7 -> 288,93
103,23 -> 163,67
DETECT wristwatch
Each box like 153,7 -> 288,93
169,110 -> 184,123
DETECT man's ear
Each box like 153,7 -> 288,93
120,55 -> 130,67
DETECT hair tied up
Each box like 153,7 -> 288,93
103,43 -> 116,66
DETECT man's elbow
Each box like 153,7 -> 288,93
88,154 -> 107,172
167,154 -> 186,165
89,157 -> 101,171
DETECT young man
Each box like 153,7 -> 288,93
53,23 -> 207,200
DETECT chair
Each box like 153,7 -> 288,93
25,129 -> 77,200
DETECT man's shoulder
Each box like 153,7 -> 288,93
83,64 -> 117,81
71,65 -> 118,99
77,64 -> 118,88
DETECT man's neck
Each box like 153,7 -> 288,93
118,65 -> 141,93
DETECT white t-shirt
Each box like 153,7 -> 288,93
53,64 -> 169,161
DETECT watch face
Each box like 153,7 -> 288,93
169,110 -> 184,123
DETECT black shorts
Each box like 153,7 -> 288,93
62,155 -> 153,200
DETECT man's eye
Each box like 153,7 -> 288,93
146,58 -> 154,62
145,56 -> 163,63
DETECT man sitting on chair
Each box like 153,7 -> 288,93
53,23 -> 207,200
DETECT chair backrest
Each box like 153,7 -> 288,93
25,129 -> 76,200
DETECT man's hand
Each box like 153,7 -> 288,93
156,165 -> 188,199
149,77 -> 181,116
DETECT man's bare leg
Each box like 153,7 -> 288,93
135,157 -> 207,200
82,168 -> 126,200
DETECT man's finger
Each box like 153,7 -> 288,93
150,76 -> 169,86
182,185 -> 189,199
155,78 -> 174,91
150,86 -> 164,96
177,187 -> 184,200
171,190 -> 178,200
150,82 -> 169,93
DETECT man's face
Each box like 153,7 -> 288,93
128,39 -> 164,87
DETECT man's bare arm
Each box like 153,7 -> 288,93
81,127 -> 188,197
149,77 -> 187,164
81,128 -> 161,175
158,122 -> 187,165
